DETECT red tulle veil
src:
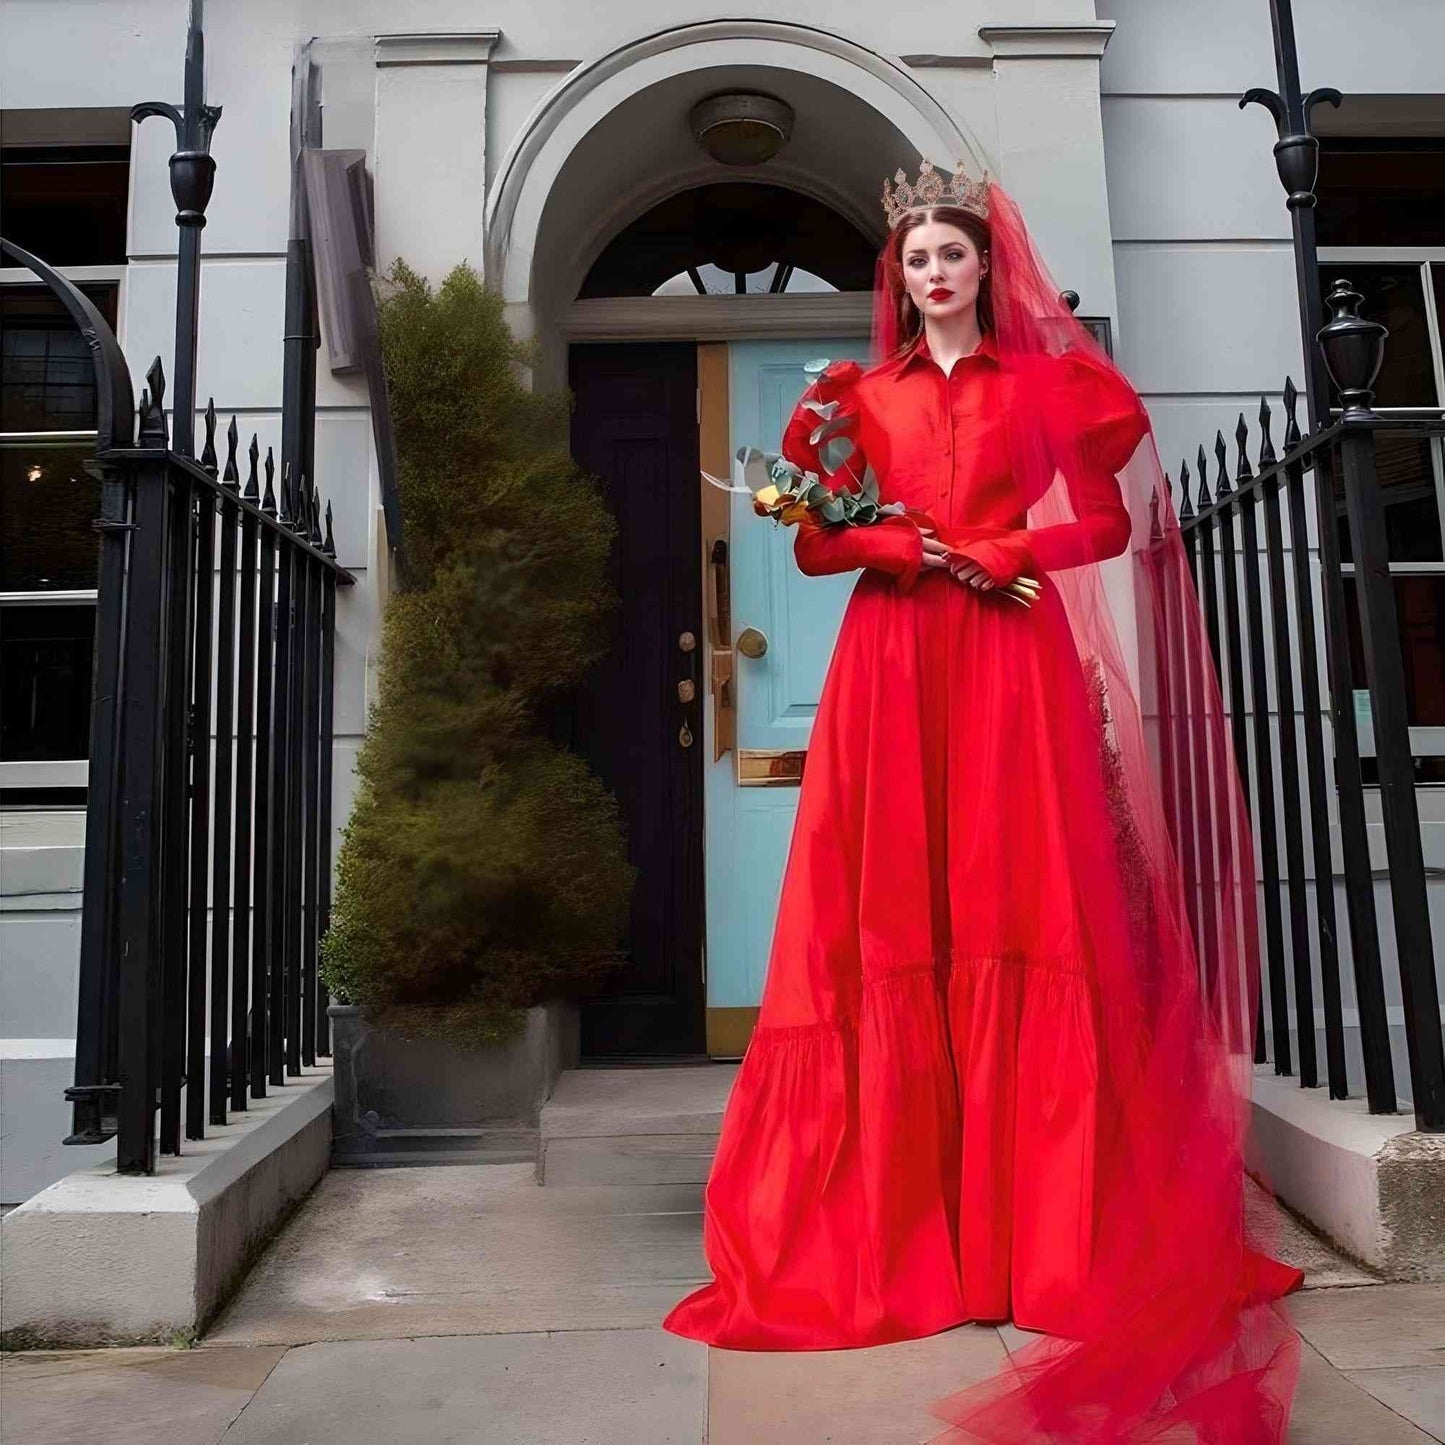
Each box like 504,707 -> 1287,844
878,176 -> 1305,1441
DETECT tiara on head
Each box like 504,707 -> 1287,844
882,159 -> 991,228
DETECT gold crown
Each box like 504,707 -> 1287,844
882,159 -> 991,228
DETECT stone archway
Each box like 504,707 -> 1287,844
483,19 -> 994,379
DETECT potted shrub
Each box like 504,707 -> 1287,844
322,260 -> 635,1162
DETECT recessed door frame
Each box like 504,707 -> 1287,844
563,297 -> 871,1061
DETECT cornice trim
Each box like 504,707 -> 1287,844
977,24 -> 1115,60
374,31 -> 502,67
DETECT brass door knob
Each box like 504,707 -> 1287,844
737,626 -> 768,660
679,630 -> 697,653
677,679 -> 696,703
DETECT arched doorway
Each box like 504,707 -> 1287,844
563,182 -> 874,1058
493,23 -> 992,1059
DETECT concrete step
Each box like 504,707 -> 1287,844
333,1125 -> 540,1169
538,1063 -> 737,1185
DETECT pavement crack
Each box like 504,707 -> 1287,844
213,1345 -> 291,1443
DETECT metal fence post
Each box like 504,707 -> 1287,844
1319,280 -> 1445,1131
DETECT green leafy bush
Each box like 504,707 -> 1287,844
320,260 -> 634,1047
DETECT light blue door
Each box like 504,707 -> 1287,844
703,338 -> 872,1031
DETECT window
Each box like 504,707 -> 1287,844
652,262 -> 838,297
579,182 -> 876,300
1,138 -> 130,800
1318,139 -> 1445,775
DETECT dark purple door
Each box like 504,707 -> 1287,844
566,343 -> 705,1057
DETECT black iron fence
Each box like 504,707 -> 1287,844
1160,277 -> 1443,1132
63,359 -> 352,1174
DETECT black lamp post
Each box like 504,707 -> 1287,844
132,0 -> 222,459
1240,0 -> 1340,436
1240,1 -> 1389,1117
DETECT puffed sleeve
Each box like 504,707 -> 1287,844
950,353 -> 1149,585
780,361 -> 925,594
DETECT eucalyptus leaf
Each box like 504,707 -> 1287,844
879,500 -> 907,516
861,464 -> 880,501
809,414 -> 853,446
802,398 -> 839,420
802,357 -> 832,376
740,448 -> 772,495
818,497 -> 847,524
770,456 -> 802,488
819,435 -> 856,473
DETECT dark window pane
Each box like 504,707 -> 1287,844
1342,573 -> 1445,728
0,442 -> 102,590
0,146 -> 130,267
1318,140 -> 1445,248
580,182 -> 875,299
0,603 -> 94,761
1359,756 -> 1445,784
1,283 -> 119,432
1319,264 -> 1437,408
1328,434 -> 1444,566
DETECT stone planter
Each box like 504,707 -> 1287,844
329,1001 -> 579,1167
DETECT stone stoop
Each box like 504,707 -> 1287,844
1250,1067 -> 1445,1281
537,1063 -> 738,1185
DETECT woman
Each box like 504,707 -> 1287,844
664,161 -> 1303,1441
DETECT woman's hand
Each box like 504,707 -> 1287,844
948,553 -> 996,591
916,526 -> 953,571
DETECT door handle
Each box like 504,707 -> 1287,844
708,538 -> 736,761
709,539 -> 732,647
737,626 -> 768,660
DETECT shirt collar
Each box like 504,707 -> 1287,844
890,327 -> 999,380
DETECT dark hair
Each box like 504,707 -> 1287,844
881,205 -> 993,357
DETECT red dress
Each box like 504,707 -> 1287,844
663,328 -> 1165,1351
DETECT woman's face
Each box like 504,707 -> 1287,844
900,220 -> 987,324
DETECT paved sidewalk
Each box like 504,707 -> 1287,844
3,1163 -> 1442,1443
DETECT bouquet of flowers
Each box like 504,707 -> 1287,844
704,357 -> 1039,607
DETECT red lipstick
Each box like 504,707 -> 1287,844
928,287 -> 954,301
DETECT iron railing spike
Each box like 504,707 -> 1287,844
1235,413 -> 1254,483
1214,430 -> 1233,496
1283,375 -> 1302,449
1257,396 -> 1277,467
262,447 -> 277,515
145,355 -> 166,409
244,433 -> 260,500
137,360 -> 170,447
222,415 -> 240,487
201,398 -> 218,476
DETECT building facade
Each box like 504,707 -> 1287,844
1,0 -> 1442,1203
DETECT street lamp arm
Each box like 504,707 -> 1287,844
1239,87 -> 1287,132
131,100 -> 186,148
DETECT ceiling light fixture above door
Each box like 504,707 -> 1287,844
690,93 -> 795,167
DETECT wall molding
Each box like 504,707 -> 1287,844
977,24 -> 1115,61
374,31 -> 501,67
